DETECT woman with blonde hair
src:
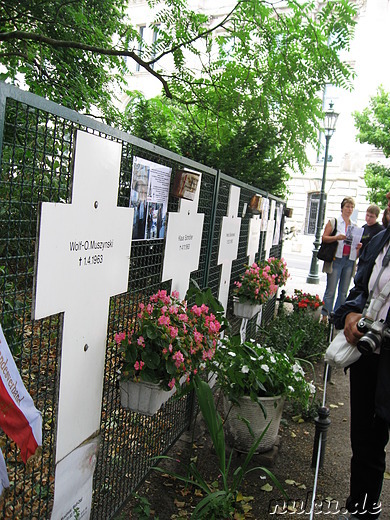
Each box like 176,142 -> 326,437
320,197 -> 360,322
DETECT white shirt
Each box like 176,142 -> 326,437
368,246 -> 390,322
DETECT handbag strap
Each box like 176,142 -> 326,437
330,218 -> 337,236
363,244 -> 390,320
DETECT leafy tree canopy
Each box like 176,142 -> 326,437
354,87 -> 390,207
1,0 -> 358,195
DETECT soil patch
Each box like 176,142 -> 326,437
122,362 -> 390,519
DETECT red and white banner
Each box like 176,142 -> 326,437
0,324 -> 42,463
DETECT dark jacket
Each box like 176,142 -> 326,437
333,226 -> 390,423
333,226 -> 390,329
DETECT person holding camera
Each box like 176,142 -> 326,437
334,198 -> 390,519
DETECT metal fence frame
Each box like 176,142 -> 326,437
0,82 -> 285,519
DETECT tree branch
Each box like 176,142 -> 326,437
0,30 -> 173,98
148,1 -> 244,65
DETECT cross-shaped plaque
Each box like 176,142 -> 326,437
33,130 -> 133,463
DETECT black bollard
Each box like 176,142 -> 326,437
311,406 -> 331,469
278,289 -> 286,315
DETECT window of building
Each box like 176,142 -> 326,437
150,25 -> 159,70
136,25 -> 146,72
305,192 -> 327,235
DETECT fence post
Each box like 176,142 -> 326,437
202,169 -> 220,288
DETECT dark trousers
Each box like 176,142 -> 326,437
347,354 -> 389,518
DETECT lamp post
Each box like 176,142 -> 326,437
307,102 -> 339,284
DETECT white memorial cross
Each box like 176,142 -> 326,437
217,186 -> 241,314
32,130 -> 133,463
239,213 -> 262,342
247,214 -> 261,266
264,199 -> 276,258
162,172 -> 204,299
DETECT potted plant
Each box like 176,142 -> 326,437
213,335 -> 315,453
114,289 -> 222,415
232,261 -> 279,319
284,289 -> 324,320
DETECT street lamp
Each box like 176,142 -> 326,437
306,102 -> 340,284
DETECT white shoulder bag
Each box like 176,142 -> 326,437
325,249 -> 390,368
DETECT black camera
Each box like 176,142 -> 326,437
356,318 -> 390,355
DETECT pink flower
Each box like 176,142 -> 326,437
114,332 -> 126,344
169,326 -> 178,339
137,336 -> 145,347
168,378 -> 176,389
134,360 -> 145,371
171,291 -> 180,299
191,305 -> 202,317
178,313 -> 188,322
173,350 -> 184,368
158,315 -> 170,326
194,330 -> 203,344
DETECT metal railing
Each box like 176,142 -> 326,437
0,82 -> 284,519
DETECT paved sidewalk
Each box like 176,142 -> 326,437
281,234 -> 327,299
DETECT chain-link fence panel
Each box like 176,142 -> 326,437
0,83 -> 285,519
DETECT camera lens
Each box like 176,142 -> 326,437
357,331 -> 381,355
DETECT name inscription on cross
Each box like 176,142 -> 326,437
32,131 -> 133,514
217,185 -> 241,314
162,171 -> 204,299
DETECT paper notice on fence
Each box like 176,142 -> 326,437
349,226 -> 364,261
273,204 -> 283,245
51,437 -> 99,520
0,323 -> 42,463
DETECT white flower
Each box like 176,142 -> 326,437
228,351 -> 236,357
250,338 -> 255,343
261,364 -> 270,373
288,385 -> 295,392
308,382 -> 316,394
270,355 -> 276,363
292,363 -> 304,375
241,365 -> 249,373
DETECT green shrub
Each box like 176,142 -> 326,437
259,310 -> 328,361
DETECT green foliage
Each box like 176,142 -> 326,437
363,163 -> 390,209
213,335 -> 315,409
354,87 -> 390,206
153,375 -> 287,519
3,0 -> 357,195
354,86 -> 390,157
129,494 -> 159,520
0,0 -> 130,120
259,310 -> 329,361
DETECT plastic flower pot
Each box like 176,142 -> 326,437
223,394 -> 284,453
120,380 -> 177,416
233,297 -> 262,319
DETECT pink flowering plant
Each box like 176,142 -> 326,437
233,260 -> 283,305
265,257 -> 289,287
115,289 -> 222,392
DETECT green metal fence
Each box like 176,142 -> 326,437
0,82 -> 285,519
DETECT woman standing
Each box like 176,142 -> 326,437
320,197 -> 360,322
